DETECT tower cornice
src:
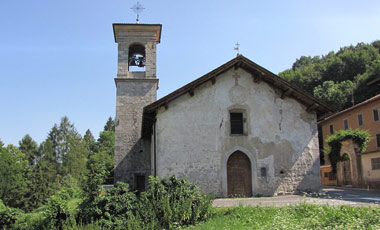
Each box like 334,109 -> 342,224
112,23 -> 162,43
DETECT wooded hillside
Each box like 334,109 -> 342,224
279,41 -> 380,111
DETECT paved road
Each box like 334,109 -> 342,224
213,186 -> 380,208
316,186 -> 380,203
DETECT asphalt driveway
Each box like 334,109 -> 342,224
213,186 -> 380,208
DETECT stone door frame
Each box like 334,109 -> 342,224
222,146 -> 257,197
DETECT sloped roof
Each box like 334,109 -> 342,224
142,55 -> 333,138
318,93 -> 380,124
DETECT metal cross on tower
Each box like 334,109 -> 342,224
131,1 -> 145,24
234,42 -> 240,56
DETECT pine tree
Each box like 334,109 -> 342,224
19,134 -> 39,165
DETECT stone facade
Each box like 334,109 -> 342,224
153,68 -> 321,197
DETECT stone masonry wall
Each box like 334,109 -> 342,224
114,26 -> 159,189
114,79 -> 158,187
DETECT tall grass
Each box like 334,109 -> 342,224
185,204 -> 380,230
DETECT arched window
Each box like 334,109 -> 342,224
128,43 -> 146,71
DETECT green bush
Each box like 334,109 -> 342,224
43,188 -> 77,230
77,175 -> 211,229
11,212 -> 45,230
138,176 -> 212,229
77,182 -> 139,229
0,201 -> 24,229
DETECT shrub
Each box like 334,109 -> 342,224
77,182 -> 139,229
138,176 -> 212,229
77,175 -> 211,229
11,212 -> 45,230
0,205 -> 24,230
43,188 -> 76,230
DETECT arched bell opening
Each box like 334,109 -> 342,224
128,43 -> 146,71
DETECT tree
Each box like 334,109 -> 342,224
0,145 -> 29,208
25,139 -> 61,210
19,134 -> 39,165
104,117 -> 115,132
84,129 -> 96,153
313,80 -> 355,111
279,40 -> 380,111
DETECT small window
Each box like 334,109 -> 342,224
324,172 -> 329,178
371,157 -> 380,170
230,112 -> 244,134
329,124 -> 334,134
358,114 -> 363,126
374,108 -> 379,122
377,134 -> 380,148
260,167 -> 267,177
328,172 -> 336,180
343,119 -> 349,130
135,174 -> 145,191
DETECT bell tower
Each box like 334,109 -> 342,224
113,23 -> 162,190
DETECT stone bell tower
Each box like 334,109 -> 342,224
113,23 -> 162,190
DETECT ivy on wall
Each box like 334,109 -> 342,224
326,129 -> 371,172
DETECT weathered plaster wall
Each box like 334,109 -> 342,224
155,68 -> 321,197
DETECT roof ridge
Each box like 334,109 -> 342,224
319,93 -> 380,123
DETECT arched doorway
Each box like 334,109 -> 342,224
227,151 -> 252,197
342,153 -> 352,186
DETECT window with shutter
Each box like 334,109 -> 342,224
372,157 -> 380,170
343,119 -> 349,130
358,114 -> 363,126
374,108 -> 379,122
329,124 -> 334,134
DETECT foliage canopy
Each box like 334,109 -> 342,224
325,129 -> 371,172
279,41 -> 380,111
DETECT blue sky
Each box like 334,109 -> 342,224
1,0 -> 380,146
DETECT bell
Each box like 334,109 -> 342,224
129,57 -> 137,66
138,56 -> 145,67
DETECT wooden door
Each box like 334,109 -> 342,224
227,151 -> 252,197
343,159 -> 352,186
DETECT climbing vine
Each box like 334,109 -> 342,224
326,129 -> 371,173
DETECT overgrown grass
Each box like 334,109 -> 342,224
185,204 -> 380,230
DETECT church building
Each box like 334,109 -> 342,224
113,23 -> 333,197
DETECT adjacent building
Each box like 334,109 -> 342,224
319,94 -> 380,188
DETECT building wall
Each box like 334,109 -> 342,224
320,165 -> 337,186
320,97 -> 380,157
154,68 -> 321,197
320,96 -> 380,188
361,151 -> 380,188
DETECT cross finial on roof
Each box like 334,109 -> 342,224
234,42 -> 240,56
131,1 -> 145,24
